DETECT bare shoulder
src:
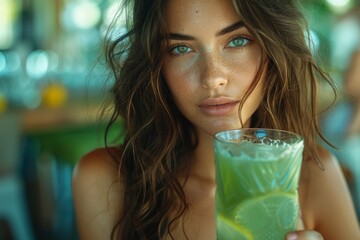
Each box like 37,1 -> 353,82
300,145 -> 360,239
72,147 -> 122,201
72,147 -> 124,239
73,147 -> 121,182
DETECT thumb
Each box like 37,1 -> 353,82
286,230 -> 324,240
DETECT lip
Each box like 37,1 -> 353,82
199,97 -> 239,116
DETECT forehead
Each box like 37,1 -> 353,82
165,0 -> 241,32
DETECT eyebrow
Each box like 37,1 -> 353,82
216,21 -> 245,36
168,21 -> 246,41
168,33 -> 195,41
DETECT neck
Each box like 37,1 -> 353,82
189,130 -> 216,183
188,120 -> 253,182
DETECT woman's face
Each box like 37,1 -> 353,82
162,0 -> 266,136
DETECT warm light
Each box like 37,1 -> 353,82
73,1 -> 101,29
326,0 -> 351,7
62,1 -> 101,30
42,83 -> 68,108
0,0 -> 18,49
326,0 -> 353,13
104,1 -> 124,27
102,1 -> 127,41
26,50 -> 50,78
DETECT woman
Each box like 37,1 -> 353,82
72,0 -> 360,239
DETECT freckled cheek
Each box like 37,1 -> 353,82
163,61 -> 200,93
227,50 -> 262,81
226,62 -> 259,91
162,70 -> 197,114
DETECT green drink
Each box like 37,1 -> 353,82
214,128 -> 304,240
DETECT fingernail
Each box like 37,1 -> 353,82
287,233 -> 298,240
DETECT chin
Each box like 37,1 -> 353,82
200,120 -> 243,137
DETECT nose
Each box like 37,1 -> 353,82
200,53 -> 228,89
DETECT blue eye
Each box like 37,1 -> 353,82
227,37 -> 250,48
170,45 -> 192,55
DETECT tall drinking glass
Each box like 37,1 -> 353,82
214,128 -> 304,240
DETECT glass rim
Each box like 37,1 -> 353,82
214,128 -> 304,144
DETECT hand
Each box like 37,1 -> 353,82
286,230 -> 324,240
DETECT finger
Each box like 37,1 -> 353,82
286,230 -> 324,240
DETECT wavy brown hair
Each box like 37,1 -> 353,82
103,0 -> 335,239
232,0 -> 336,163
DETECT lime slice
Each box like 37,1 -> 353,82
233,192 -> 299,240
216,214 -> 253,240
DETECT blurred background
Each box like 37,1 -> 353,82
0,0 -> 359,239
